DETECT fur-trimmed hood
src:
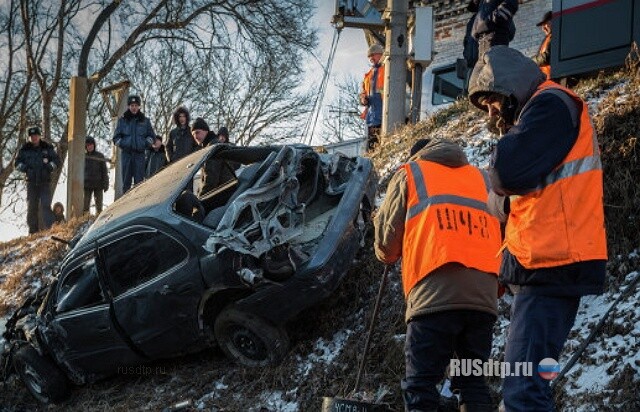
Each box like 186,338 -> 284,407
172,106 -> 191,127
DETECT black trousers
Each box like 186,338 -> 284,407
26,183 -> 54,234
84,188 -> 104,214
402,310 -> 496,411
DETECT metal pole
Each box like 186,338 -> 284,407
66,76 -> 87,218
382,0 -> 408,135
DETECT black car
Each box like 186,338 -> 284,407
2,144 -> 377,403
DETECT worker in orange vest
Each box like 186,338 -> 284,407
533,11 -> 552,79
359,43 -> 385,151
469,46 -> 607,411
374,138 -> 502,412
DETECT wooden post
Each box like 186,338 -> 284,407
66,76 -> 87,218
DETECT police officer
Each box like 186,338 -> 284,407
15,126 -> 61,234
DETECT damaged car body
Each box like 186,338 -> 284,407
2,143 -> 377,403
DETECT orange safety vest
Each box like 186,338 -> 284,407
401,161 -> 502,297
360,64 -> 385,120
538,34 -> 551,79
505,81 -> 608,268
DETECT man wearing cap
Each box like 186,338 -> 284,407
84,136 -> 109,214
533,11 -> 553,79
15,126 -> 61,233
191,118 -> 236,197
374,139 -> 502,412
112,95 -> 155,193
468,46 -> 607,410
359,43 -> 385,151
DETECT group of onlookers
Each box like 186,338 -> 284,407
15,95 -> 232,234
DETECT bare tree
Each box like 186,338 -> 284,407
322,75 -> 366,144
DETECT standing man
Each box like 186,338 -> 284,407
374,139 -> 502,412
14,126 -> 60,234
533,11 -> 553,79
191,118 -> 235,196
84,136 -> 109,215
145,136 -> 168,178
359,43 -> 385,151
469,46 -> 607,410
167,106 -> 196,162
471,0 -> 518,57
112,95 -> 155,193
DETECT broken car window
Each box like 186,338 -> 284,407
101,230 -> 188,296
57,258 -> 105,313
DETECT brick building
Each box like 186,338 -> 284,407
422,0 -> 551,114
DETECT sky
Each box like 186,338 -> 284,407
0,1 -> 370,243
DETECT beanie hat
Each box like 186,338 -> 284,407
27,126 -> 42,136
191,117 -> 210,132
536,11 -> 553,26
86,136 -> 96,145
127,95 -> 141,105
367,43 -> 384,57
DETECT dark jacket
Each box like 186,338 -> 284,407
85,150 -> 109,191
15,139 -> 60,185
167,107 -> 196,162
113,110 -> 155,153
468,46 -> 605,297
463,12 -> 479,68
198,132 -> 236,196
374,140 -> 498,321
471,0 -> 518,45
145,145 -> 168,178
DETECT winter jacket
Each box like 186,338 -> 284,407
145,145 -> 168,178
463,12 -> 479,68
374,140 -> 498,322
361,64 -> 384,127
198,132 -> 237,196
112,110 -> 155,153
167,107 -> 196,162
15,140 -> 61,185
85,150 -> 109,191
471,0 -> 517,45
468,46 -> 606,297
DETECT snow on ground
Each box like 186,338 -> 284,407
297,329 -> 354,378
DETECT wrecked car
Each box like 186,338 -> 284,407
2,144 -> 377,403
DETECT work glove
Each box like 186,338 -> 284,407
103,185 -> 109,193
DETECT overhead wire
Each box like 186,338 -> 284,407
302,28 -> 341,146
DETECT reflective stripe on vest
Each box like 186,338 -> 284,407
401,161 -> 501,297
505,81 -> 608,268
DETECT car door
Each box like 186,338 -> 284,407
43,252 -> 144,382
100,226 -> 205,359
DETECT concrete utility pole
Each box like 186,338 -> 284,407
66,77 -> 88,219
382,0 -> 408,135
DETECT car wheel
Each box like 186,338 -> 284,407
214,308 -> 289,368
12,345 -> 71,404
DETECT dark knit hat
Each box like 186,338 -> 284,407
191,117 -> 210,132
218,127 -> 229,141
27,126 -> 42,136
86,136 -> 96,145
536,11 -> 552,26
127,95 -> 141,105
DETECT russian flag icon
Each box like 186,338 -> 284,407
538,358 -> 560,380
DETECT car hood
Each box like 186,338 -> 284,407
77,146 -> 215,248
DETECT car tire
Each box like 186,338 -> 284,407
12,345 -> 71,404
214,308 -> 289,368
